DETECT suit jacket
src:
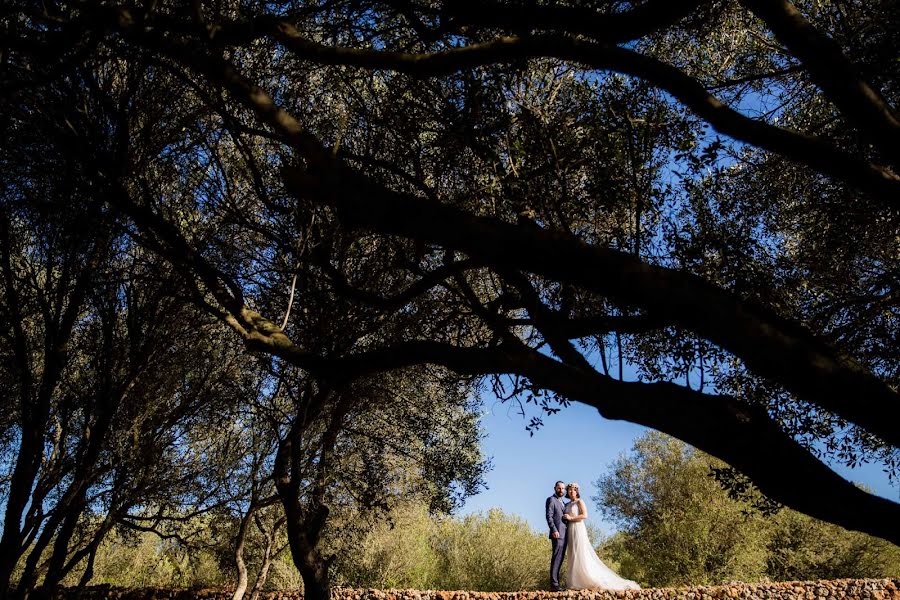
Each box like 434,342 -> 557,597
546,495 -> 568,539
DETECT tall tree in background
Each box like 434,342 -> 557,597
594,432 -> 900,587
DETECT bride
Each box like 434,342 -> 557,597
562,482 -> 640,591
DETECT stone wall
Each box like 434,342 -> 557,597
48,580 -> 900,600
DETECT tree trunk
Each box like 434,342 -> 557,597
0,429 -> 45,600
19,482 -> 86,592
278,496 -> 331,600
18,515 -> 56,594
77,543 -> 99,589
231,506 -> 256,600
277,473 -> 332,600
69,513 -> 117,590
276,455 -> 332,600
249,516 -> 285,600
0,220 -> 104,600
273,387 -> 338,600
41,493 -> 89,589
293,540 -> 330,600
28,405 -> 115,591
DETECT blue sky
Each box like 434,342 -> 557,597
458,394 -> 899,537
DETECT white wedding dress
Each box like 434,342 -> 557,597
565,501 -> 640,591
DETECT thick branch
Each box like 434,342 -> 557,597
96,6 -> 900,201
443,0 -> 704,43
519,350 -> 900,545
322,339 -> 900,544
504,271 -> 593,371
283,162 -> 900,449
105,183 -> 328,374
142,1 -> 704,48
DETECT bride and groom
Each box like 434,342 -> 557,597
546,481 -> 640,591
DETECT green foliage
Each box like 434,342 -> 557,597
59,530 -> 228,589
55,522 -> 304,592
336,504 -> 441,589
42,451 -> 899,592
594,432 -> 771,587
431,509 -> 548,591
595,432 -> 900,587
54,505 -> 548,592
338,505 -> 547,591
765,509 -> 900,581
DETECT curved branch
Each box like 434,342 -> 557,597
88,5 -> 900,201
262,28 -> 899,204
444,0 -> 705,43
320,257 -> 480,311
517,349 -> 900,546
284,161 -> 900,449
322,339 -> 900,545
105,182 -> 328,375
151,1 -> 705,48
503,271 -> 593,371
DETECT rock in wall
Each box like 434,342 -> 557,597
47,579 -> 900,600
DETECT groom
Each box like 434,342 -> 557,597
545,480 -> 568,591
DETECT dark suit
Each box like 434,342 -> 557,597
546,495 -> 567,590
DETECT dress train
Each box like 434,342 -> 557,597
565,501 -> 640,591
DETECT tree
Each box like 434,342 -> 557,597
0,85 -> 247,591
0,216 -> 255,595
594,432 -> 771,586
2,1 -> 899,597
594,432 -> 900,587
765,509 -> 900,582
268,366 -> 487,599
1,49 -> 489,598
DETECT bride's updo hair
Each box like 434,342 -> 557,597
566,482 -> 581,498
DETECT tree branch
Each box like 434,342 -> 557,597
739,0 -> 900,167
261,28 -> 898,203
503,271 -> 593,371
320,256 -> 480,311
284,161 -> 900,449
320,338 -> 900,544
443,0 -> 705,43
86,5 -> 900,202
